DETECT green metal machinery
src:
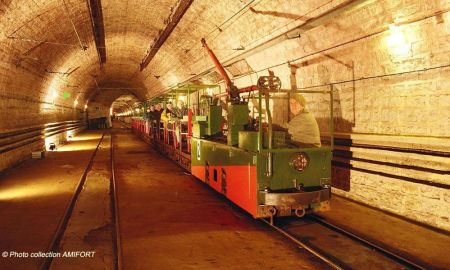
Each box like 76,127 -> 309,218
192,96 -> 222,137
227,103 -> 249,146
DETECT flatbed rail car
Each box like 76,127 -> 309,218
131,84 -> 334,219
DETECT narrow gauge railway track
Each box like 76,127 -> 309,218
110,134 -> 122,270
262,215 -> 429,270
309,215 -> 428,270
260,218 -> 344,270
39,133 -> 121,270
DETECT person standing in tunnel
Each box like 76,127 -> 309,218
287,94 -> 321,147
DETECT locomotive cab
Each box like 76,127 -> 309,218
238,130 -> 332,218
190,80 -> 334,219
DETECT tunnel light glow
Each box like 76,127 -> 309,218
44,88 -> 59,105
169,74 -> 179,86
386,24 -> 411,57
42,79 -> 61,112
66,130 -> 74,141
44,136 -> 55,150
54,132 -> 102,150
74,100 -> 78,107
56,143 -> 100,152
0,184 -> 65,201
64,134 -> 101,142
206,88 -> 214,96
0,134 -> 105,201
85,104 -> 88,109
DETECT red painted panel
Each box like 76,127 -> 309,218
134,127 -> 259,217
191,165 -> 205,182
207,165 -> 221,192
225,165 -> 258,217
191,165 -> 258,217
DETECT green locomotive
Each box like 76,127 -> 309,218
132,38 -> 333,220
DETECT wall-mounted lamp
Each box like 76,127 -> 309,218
386,24 -> 410,57
49,143 -> 57,151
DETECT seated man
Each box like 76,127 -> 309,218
172,100 -> 188,120
154,103 -> 163,139
146,105 -> 155,121
287,94 -> 321,147
160,102 -> 175,122
146,105 -> 155,136
154,103 -> 163,122
172,100 -> 189,146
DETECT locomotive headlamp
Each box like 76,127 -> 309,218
291,153 -> 309,172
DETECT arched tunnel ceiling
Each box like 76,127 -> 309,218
111,94 -> 140,114
0,0 -> 339,106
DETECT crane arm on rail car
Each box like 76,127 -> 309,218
201,38 -> 240,102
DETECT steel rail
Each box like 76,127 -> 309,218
110,133 -> 123,270
40,133 -> 105,270
260,218 -> 345,270
309,215 -> 428,270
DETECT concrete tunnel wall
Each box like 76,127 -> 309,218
0,0 -> 449,231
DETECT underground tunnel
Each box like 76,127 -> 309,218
0,0 -> 449,269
